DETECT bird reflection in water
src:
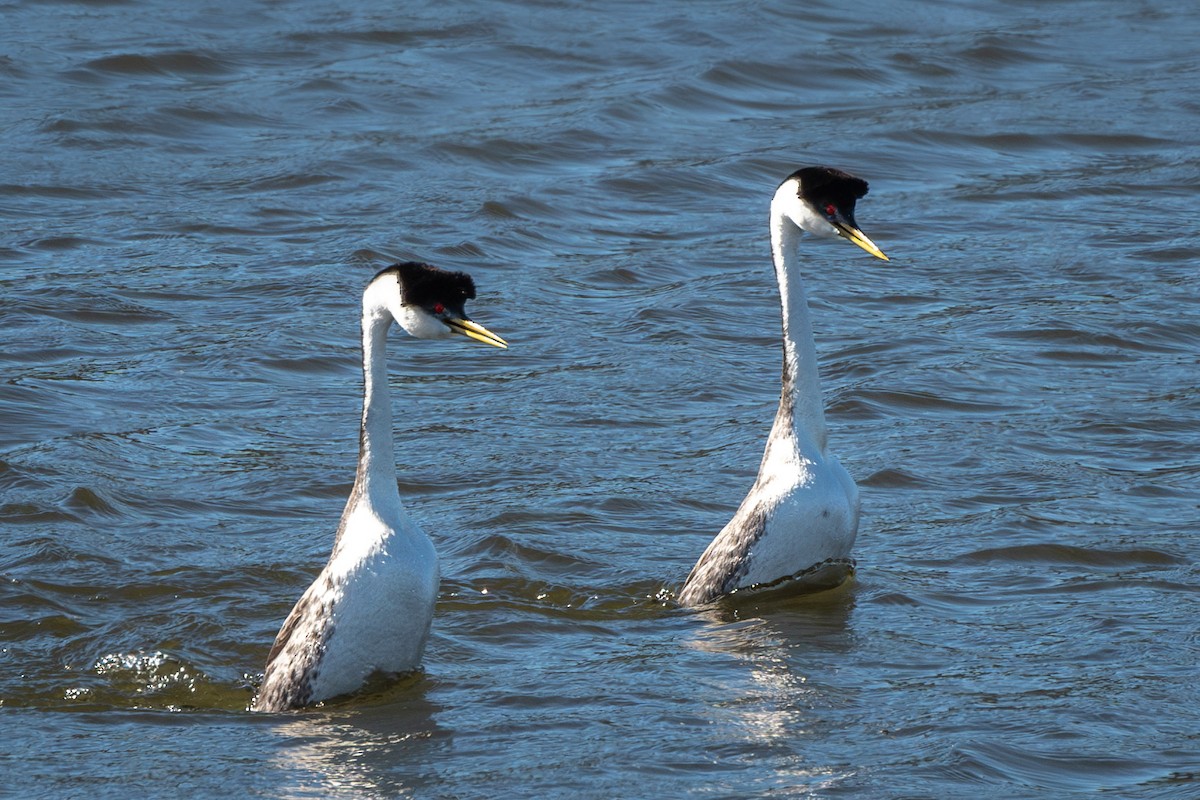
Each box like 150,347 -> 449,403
264,676 -> 447,797
686,586 -> 858,792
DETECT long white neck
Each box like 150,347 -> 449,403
352,299 -> 402,509
769,208 -> 828,453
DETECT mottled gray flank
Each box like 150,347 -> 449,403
252,581 -> 337,712
678,337 -> 795,606
678,502 -> 769,606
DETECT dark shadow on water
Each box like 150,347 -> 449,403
686,563 -> 859,626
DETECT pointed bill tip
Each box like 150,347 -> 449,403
837,223 -> 889,261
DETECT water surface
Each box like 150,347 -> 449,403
2,0 -> 1198,797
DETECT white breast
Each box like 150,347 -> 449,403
734,452 -> 859,590
306,523 -> 440,702
253,506 -> 439,711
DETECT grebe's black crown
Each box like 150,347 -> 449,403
788,166 -> 870,216
383,261 -> 477,312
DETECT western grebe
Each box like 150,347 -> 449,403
678,167 -> 888,606
252,261 -> 507,712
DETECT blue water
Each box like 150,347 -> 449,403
2,0 -> 1198,797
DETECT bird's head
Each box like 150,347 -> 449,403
373,261 -> 508,348
773,166 -> 888,261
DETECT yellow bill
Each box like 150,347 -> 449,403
445,317 -> 508,349
833,221 -> 889,261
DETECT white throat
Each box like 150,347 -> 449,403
769,190 -> 830,453
352,292 -> 403,514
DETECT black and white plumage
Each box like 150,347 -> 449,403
678,167 -> 888,606
252,262 -> 507,712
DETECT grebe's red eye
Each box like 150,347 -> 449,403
824,203 -> 837,217
433,303 -> 445,315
